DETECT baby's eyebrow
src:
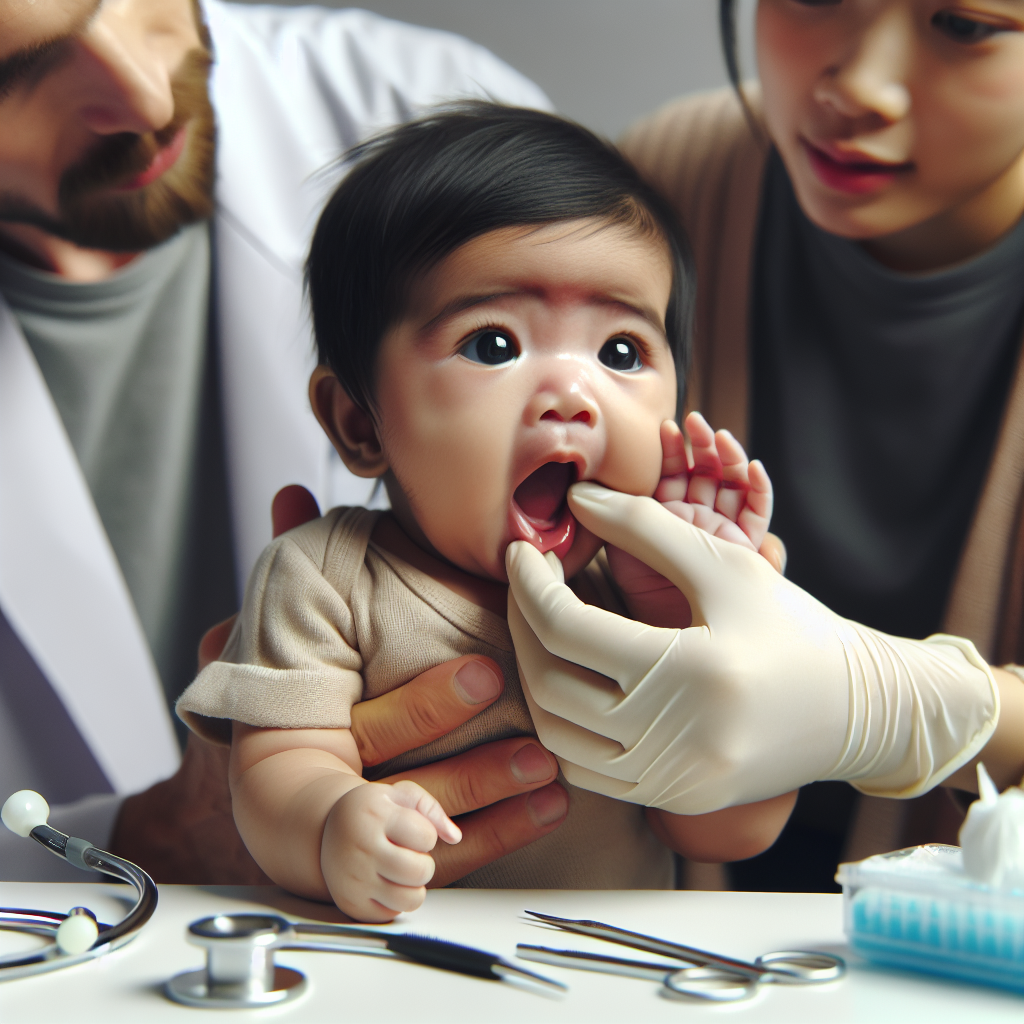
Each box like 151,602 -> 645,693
420,292 -> 518,333
420,291 -> 666,335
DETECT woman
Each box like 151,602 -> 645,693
508,0 -> 1024,891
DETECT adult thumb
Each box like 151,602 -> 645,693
567,482 -> 757,622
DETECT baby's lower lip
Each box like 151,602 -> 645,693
509,461 -> 578,560
803,140 -> 911,195
509,498 -> 577,560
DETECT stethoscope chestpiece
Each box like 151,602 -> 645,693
165,913 -> 307,1009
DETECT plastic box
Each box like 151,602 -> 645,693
836,844 -> 1024,993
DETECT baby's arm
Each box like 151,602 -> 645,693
607,412 -> 795,861
230,723 -> 461,922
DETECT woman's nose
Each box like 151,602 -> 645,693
813,6 -> 912,124
75,19 -> 177,136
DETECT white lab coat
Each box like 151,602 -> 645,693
0,1 -> 548,879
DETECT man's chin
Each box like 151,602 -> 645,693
57,180 -> 214,252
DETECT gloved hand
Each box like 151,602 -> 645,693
507,482 -> 1000,814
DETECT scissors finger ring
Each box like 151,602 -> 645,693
754,950 -> 846,983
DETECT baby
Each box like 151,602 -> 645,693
178,104 -> 781,922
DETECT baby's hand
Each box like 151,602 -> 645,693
654,412 -> 772,551
321,779 -> 461,922
607,412 -> 775,629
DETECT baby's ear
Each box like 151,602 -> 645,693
309,366 -> 389,478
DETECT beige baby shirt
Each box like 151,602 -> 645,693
177,506 -> 673,889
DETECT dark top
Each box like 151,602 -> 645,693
751,150 -> 1024,641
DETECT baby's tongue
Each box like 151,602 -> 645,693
514,462 -> 575,525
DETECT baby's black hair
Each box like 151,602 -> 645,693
306,102 -> 693,415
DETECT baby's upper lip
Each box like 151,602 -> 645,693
805,137 -> 912,170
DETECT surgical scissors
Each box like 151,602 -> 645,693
517,910 -> 845,1002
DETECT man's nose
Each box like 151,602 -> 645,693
814,6 -> 912,124
76,20 -> 176,136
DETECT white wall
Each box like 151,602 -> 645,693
238,1 -> 757,139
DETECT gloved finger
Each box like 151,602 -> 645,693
508,591 -> 629,732
759,531 -> 787,575
567,482 -> 772,622
505,540 -> 675,690
517,664 -> 643,782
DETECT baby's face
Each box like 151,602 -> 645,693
374,219 -> 677,583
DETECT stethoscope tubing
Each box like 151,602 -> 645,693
0,825 -> 157,981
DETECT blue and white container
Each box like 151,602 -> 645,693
837,843 -> 1024,993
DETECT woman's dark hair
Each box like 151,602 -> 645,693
719,0 -> 743,93
306,102 -> 693,416
719,0 -> 760,131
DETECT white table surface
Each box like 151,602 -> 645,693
0,883 -> 1021,1022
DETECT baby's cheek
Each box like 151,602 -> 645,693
595,426 -> 664,498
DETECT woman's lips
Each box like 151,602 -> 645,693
803,139 -> 912,195
116,126 -> 188,191
510,461 -> 577,560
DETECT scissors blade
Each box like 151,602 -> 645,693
517,943 -> 680,981
523,911 -> 763,981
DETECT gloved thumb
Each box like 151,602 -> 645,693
567,482 -> 770,623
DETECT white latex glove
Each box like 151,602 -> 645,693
507,482 -> 1000,815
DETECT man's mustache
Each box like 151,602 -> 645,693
59,49 -> 213,203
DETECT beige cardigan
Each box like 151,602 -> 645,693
622,88 -> 1024,668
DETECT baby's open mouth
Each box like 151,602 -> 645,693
510,461 -> 578,559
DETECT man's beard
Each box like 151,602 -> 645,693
0,47 -> 216,252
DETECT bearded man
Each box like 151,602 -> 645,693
0,0 -> 570,885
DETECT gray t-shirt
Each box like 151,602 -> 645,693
0,224 -> 237,742
752,150 -> 1024,641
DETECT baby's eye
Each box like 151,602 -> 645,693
598,337 -> 643,373
932,10 -> 1003,42
459,329 -> 518,365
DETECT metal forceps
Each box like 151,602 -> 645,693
517,911 -> 845,1003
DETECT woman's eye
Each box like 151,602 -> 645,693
932,10 -> 1002,41
459,330 -> 518,365
598,337 -> 643,372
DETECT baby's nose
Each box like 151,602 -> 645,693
531,381 -> 600,427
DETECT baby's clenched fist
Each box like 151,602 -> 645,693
321,779 -> 461,922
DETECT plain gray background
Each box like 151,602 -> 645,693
238,1 -> 757,139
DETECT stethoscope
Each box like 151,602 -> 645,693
0,790 -> 157,979
1,790 -> 845,1008
0,789 -> 562,1007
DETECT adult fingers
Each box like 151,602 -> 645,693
427,784 -> 569,888
377,736 -> 558,817
271,484 -> 321,537
198,615 -> 236,671
506,541 -> 675,687
351,655 -> 503,767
